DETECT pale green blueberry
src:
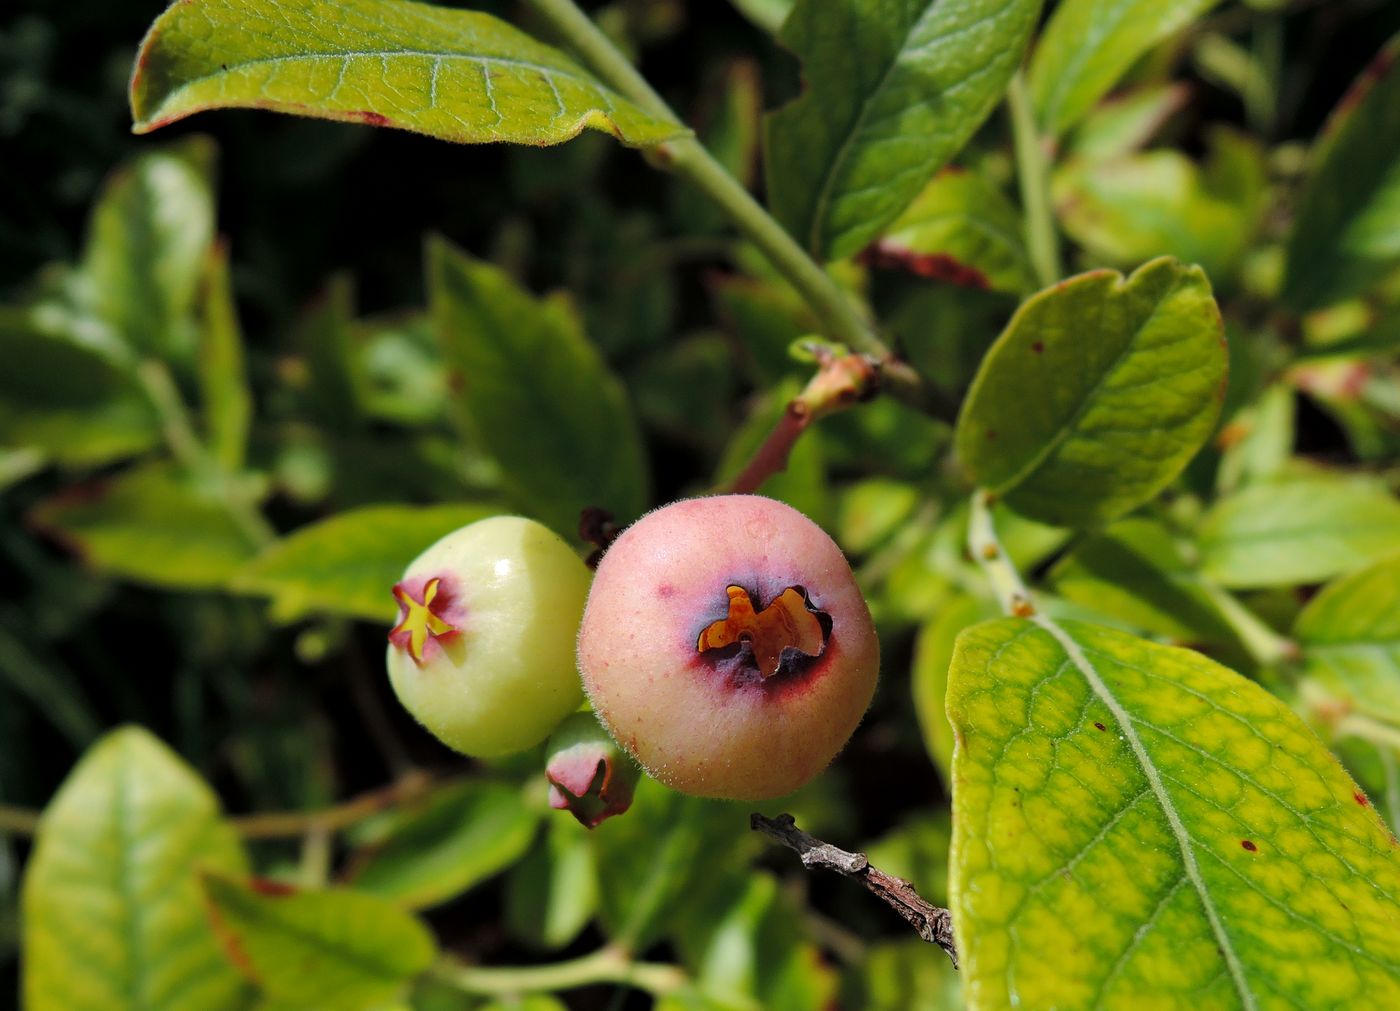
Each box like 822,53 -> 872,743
386,515 -> 590,757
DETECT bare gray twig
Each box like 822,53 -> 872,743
750,812 -> 959,968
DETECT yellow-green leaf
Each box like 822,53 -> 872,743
22,726 -> 250,1011
1295,554 -> 1400,727
949,618 -> 1400,1009
130,0 -> 687,148
232,503 -> 500,623
31,462 -> 260,590
201,873 -> 436,1010
956,257 -> 1226,527
869,168 -> 1035,296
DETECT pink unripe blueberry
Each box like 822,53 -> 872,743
577,495 -> 879,800
386,515 -> 590,757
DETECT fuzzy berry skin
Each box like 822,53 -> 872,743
577,495 -> 879,800
386,515 -> 590,757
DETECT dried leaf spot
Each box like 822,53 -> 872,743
1355,791 -> 1371,807
389,577 -> 461,664
696,585 -> 826,677
1241,839 -> 1258,852
1093,721 -> 1107,731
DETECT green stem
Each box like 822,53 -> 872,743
136,360 -> 207,473
1007,71 -> 1061,288
135,359 -> 274,548
1197,582 -> 1297,667
968,490 -> 1035,618
527,0 -> 888,362
432,948 -> 687,998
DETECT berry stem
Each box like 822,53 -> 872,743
723,348 -> 878,494
1008,71 -> 1062,288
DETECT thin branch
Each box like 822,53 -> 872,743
725,348 -> 879,494
0,804 -> 40,836
431,947 -> 688,999
751,812 -> 958,967
232,770 -> 436,839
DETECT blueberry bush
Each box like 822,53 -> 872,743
4,0 -> 1400,1008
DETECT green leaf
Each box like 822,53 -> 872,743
1197,475 -> 1400,589
201,873 -> 436,1010
1029,0 -> 1222,136
198,243 -> 253,473
1295,554 -> 1400,726
80,137 -> 216,360
764,0 -> 1042,261
31,463 -> 259,590
679,872 -> 837,1011
22,726 -> 250,1011
1049,518 -> 1237,646
1067,84 -> 1189,162
350,780 -> 539,910
0,315 -> 159,467
912,593 -> 997,785
727,0 -> 793,35
949,618 -> 1400,1009
1054,129 -> 1266,283
130,0 -> 687,149
232,503 -> 499,624
505,816 -> 598,951
428,236 -> 649,535
1284,33 -> 1400,312
956,257 -> 1227,527
868,168 -> 1035,295
595,777 -> 750,950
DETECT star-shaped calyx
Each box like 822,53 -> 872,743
389,577 -> 461,665
696,585 -> 827,677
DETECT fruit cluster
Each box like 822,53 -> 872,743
385,495 -> 880,812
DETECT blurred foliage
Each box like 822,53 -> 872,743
4,0 -> 1400,1008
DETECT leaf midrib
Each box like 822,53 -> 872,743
152,49 -> 612,112
1031,615 -> 1257,1010
803,0 -> 1013,253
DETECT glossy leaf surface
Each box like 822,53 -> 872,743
765,0 -> 1041,260
949,618 -> 1400,1009
1029,0 -> 1222,135
429,237 -> 649,535
233,503 -> 499,623
1198,476 -> 1400,588
956,257 -> 1226,526
23,727 -> 249,1011
202,873 -> 435,1009
1284,33 -> 1400,311
131,0 -> 687,148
